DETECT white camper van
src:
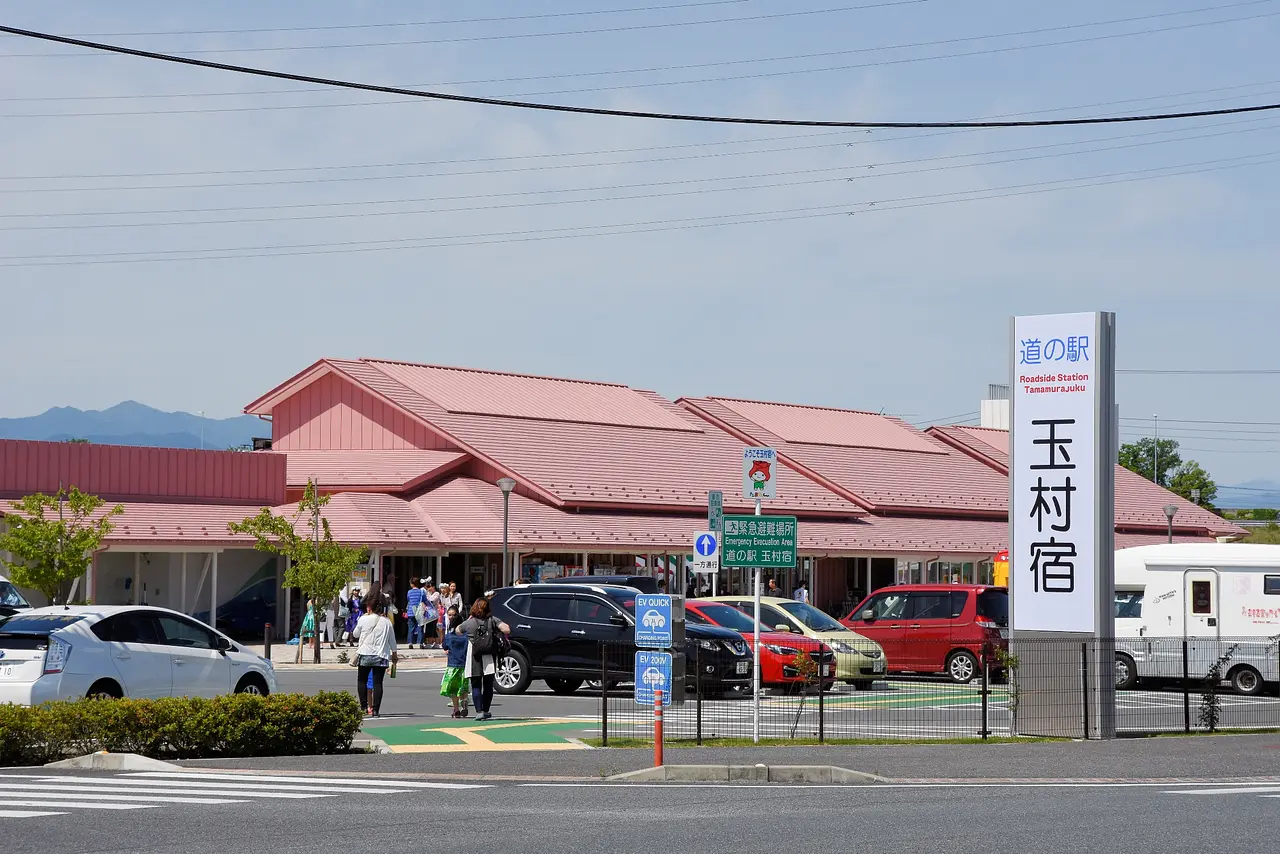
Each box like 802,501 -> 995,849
1113,544 -> 1280,695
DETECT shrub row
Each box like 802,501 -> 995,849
0,691 -> 363,766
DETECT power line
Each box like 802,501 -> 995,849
3,149 -> 1275,267
4,4 -> 1272,107
5,117 -> 1271,230
1120,417 -> 1280,426
1119,369 -> 1280,374
64,1 -> 754,36
2,24 -> 1280,130
0,2 -> 928,56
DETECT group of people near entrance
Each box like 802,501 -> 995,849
349,578 -> 510,721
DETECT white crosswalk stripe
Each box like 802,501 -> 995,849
0,771 -> 490,821
1167,784 -> 1280,804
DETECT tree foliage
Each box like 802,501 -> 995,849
1168,460 -> 1218,509
227,480 -> 364,612
0,488 -> 123,604
1245,523 -> 1280,544
1119,438 -> 1183,487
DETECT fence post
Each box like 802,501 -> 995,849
695,647 -> 703,746
817,648 -> 825,745
1182,639 -> 1192,734
980,642 -> 990,741
600,643 -> 609,748
654,689 -> 664,767
1080,642 -> 1091,740
263,622 -> 272,661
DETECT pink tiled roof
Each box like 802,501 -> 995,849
413,477 -> 1006,554
0,502 -> 267,548
272,492 -> 439,546
924,425 -> 1244,538
680,397 -> 1008,515
305,359 -> 862,516
1115,531 -> 1222,549
278,449 -> 467,490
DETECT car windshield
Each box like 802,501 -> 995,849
601,589 -> 637,616
0,581 -> 31,609
0,613 -> 86,634
977,589 -> 1009,626
777,601 -> 845,632
1114,591 -> 1144,619
693,603 -> 762,633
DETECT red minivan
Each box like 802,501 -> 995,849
841,585 -> 1008,683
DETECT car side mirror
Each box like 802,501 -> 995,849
214,636 -> 232,654
609,613 -> 628,627
774,624 -> 791,633
861,609 -> 875,621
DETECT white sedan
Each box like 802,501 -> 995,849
0,605 -> 276,705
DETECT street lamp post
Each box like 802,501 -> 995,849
498,478 -> 517,586
1163,504 -> 1178,544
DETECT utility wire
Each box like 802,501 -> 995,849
2,24 -> 1279,129
66,1 -> 753,36
0,2 -> 928,56
5,119 -> 1274,231
3,150 -> 1275,267
1118,369 -> 1280,374
1120,417 -> 1280,426
3,3 -> 1271,105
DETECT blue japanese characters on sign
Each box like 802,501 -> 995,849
634,594 -> 673,648
634,650 -> 674,706
1019,335 -> 1091,366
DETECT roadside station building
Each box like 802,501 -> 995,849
1,358 -> 1243,637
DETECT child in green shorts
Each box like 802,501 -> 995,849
440,606 -> 470,717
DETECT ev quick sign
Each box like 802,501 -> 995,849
634,594 -> 673,648
1011,311 -> 1116,635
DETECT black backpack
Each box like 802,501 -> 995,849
473,617 -> 501,656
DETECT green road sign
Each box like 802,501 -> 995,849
722,514 -> 797,568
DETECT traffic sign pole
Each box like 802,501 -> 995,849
753,496 -> 762,745
654,689 -> 664,767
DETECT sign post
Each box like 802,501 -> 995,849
708,491 -> 723,595
724,509 -> 798,744
1010,311 -> 1116,739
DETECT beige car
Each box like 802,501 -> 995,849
704,596 -> 886,689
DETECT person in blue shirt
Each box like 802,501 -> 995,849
439,607 -> 470,717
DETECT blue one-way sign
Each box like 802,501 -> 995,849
695,533 -> 717,557
634,594 -> 672,648
634,651 -> 673,706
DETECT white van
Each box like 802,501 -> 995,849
0,574 -> 33,617
1113,544 -> 1280,695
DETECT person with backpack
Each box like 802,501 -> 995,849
454,598 -> 510,721
405,578 -> 426,649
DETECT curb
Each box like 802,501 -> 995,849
608,764 -> 886,784
45,752 -> 180,772
353,736 -> 393,755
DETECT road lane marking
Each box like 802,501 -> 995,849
0,799 -> 158,810
0,783 -> 301,802
124,771 -> 489,789
1169,786 -> 1280,795
0,809 -> 68,818
0,774 -> 388,795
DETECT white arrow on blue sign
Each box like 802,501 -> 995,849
691,529 -> 719,574
695,533 -> 717,557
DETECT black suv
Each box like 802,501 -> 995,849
488,584 -> 752,697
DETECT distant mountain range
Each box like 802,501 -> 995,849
0,401 -> 264,450
1218,479 -> 1280,510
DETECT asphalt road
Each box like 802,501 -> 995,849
7,771 -> 1280,854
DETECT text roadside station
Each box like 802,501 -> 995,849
722,514 -> 798,569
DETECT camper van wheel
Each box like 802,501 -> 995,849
1114,654 -> 1138,691
1229,665 -> 1263,696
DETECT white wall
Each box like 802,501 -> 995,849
94,549 -> 275,615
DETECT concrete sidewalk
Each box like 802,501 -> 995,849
180,732 -> 1280,782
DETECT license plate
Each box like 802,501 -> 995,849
0,665 -> 14,678
825,665 -> 835,676
873,660 -> 885,672
735,661 -> 750,674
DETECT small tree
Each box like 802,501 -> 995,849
0,488 -> 123,605
1119,438 -> 1183,487
1168,461 -> 1218,509
228,480 -> 365,664
1198,644 -> 1238,733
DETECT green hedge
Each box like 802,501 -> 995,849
0,691 -> 363,766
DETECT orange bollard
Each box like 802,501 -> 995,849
654,689 -> 664,767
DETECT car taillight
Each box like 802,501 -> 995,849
976,619 -> 999,630
43,636 -> 71,675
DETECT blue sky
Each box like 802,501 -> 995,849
1,1 -> 1279,490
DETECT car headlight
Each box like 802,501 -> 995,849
764,644 -> 801,656
261,656 -> 275,670
830,642 -> 855,654
698,640 -> 719,650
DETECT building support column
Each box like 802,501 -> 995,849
133,553 -> 141,605
181,553 -> 188,615
582,552 -> 589,576
211,551 -> 219,628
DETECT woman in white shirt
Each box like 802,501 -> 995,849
352,592 -> 398,717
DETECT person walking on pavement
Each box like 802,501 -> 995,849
455,598 -> 510,721
793,580 -> 809,604
353,592 -> 398,717
405,578 -> 427,649
439,606 -> 470,717
342,589 -> 362,647
423,582 -> 442,648
441,582 -> 463,636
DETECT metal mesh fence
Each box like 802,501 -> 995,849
598,635 -> 1280,744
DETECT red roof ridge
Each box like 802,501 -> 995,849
701,395 -> 889,419
357,357 -> 630,389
